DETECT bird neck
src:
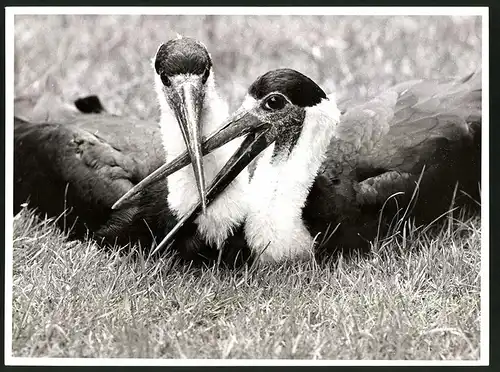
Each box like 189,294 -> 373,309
244,99 -> 340,262
158,73 -> 249,249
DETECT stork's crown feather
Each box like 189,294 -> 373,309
249,68 -> 327,108
154,37 -> 212,79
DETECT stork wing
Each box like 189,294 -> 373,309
14,96 -> 165,238
325,70 -> 481,206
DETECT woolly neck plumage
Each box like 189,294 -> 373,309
244,97 -> 341,262
155,71 -> 249,248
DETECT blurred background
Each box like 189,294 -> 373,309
14,15 -> 482,119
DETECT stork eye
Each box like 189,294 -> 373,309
160,73 -> 171,87
201,67 -> 210,84
263,94 -> 287,111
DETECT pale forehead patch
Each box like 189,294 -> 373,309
168,73 -> 204,85
240,94 -> 257,110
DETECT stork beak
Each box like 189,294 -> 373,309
149,111 -> 274,255
112,108 -> 270,211
169,77 -> 207,213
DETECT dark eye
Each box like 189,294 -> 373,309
263,94 -> 287,111
160,73 -> 171,87
201,67 -> 210,84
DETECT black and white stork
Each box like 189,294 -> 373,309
14,37 -> 249,261
128,68 -> 481,263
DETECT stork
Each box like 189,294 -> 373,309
14,37 -> 249,261
124,68 -> 481,263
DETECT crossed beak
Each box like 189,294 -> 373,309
167,76 -> 207,213
112,106 -> 273,220
122,107 -> 274,254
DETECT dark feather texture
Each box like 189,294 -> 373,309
304,70 -> 481,257
14,94 -> 167,243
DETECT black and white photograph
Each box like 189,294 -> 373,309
6,7 -> 488,365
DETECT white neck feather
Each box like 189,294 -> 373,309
155,73 -> 248,248
244,98 -> 341,262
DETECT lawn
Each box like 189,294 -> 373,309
10,14 -> 483,360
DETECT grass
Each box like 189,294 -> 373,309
11,15 -> 482,360
12,208 -> 481,359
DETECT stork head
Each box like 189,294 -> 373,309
154,37 -> 213,212
232,68 -> 335,160
196,68 -> 340,172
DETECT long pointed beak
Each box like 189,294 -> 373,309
150,114 -> 273,255
169,78 -> 207,213
112,109 -> 270,210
